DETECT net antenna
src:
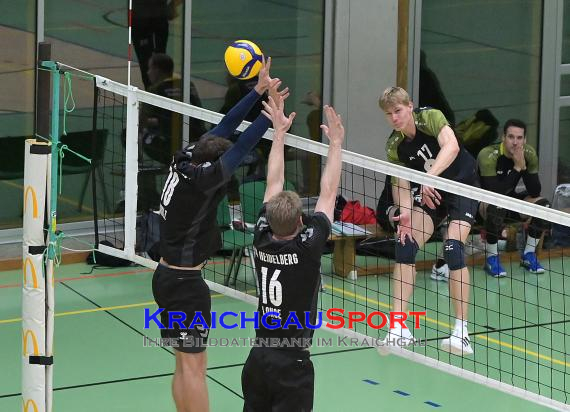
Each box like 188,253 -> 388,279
127,0 -> 133,87
21,60 -> 62,412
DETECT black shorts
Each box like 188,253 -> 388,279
421,190 -> 479,227
242,347 -> 314,412
151,264 -> 211,353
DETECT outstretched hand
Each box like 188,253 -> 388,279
268,79 -> 290,103
255,56 -> 275,94
262,96 -> 296,136
320,105 -> 345,146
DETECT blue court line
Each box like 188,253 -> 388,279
363,379 -> 442,407
425,401 -> 442,407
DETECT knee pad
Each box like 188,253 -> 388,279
395,238 -> 419,264
443,239 -> 466,270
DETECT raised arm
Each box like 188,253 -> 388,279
314,106 -> 345,222
209,57 -> 275,138
261,94 -> 295,203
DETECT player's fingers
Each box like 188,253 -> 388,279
261,110 -> 272,121
323,105 -> 331,121
261,100 -> 275,114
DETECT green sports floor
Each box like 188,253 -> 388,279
2,252 -> 569,411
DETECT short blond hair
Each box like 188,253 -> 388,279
266,191 -> 303,236
378,86 -> 411,111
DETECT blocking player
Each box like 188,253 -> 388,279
152,58 -> 287,412
241,96 -> 344,411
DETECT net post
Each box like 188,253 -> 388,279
91,81 -> 100,246
36,43 -> 51,140
124,86 -> 140,257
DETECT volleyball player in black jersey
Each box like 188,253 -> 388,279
240,95 -> 344,412
152,58 -> 287,412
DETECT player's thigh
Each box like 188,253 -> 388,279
411,205 -> 435,247
153,266 -> 211,352
446,220 -> 472,242
242,349 -> 271,411
272,352 -> 314,412
446,193 -> 477,241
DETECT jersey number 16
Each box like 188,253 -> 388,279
260,267 -> 282,307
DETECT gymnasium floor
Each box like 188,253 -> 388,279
2,256 -> 568,411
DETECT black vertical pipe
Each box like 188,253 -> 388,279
91,82 -> 100,246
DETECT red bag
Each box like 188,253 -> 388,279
340,200 -> 377,225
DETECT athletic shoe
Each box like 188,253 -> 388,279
377,326 -> 416,356
484,255 -> 506,278
441,329 -> 473,355
431,262 -> 449,281
521,252 -> 545,274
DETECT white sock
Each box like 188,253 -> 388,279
485,242 -> 498,256
524,236 -> 540,255
454,319 -> 468,334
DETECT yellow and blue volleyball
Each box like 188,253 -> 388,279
224,40 -> 264,80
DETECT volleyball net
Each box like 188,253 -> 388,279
26,62 -> 570,410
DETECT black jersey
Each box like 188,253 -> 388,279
477,142 -> 541,197
385,108 -> 476,183
253,205 -> 331,350
159,147 -> 228,267
157,88 -> 270,267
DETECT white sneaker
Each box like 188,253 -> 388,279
430,263 -> 449,281
377,326 -> 416,356
441,329 -> 473,355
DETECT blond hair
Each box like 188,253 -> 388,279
378,86 -> 411,111
266,191 -> 303,236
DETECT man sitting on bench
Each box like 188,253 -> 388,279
477,119 -> 550,277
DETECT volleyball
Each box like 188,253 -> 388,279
224,40 -> 264,80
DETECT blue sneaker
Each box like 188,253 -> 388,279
485,255 -> 506,277
521,252 -> 545,274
